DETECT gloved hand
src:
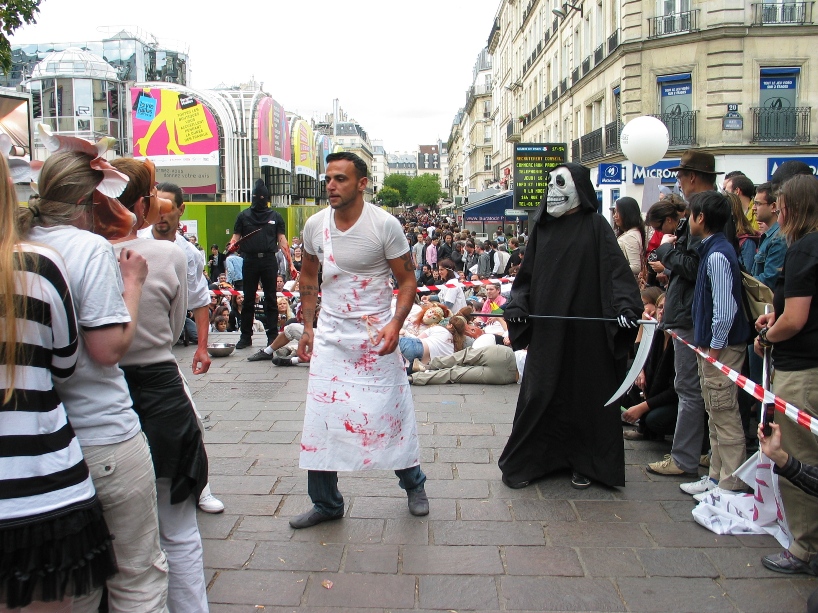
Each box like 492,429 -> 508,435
617,314 -> 639,329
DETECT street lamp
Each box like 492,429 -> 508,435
553,1 -> 583,19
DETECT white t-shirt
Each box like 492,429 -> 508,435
438,284 -> 467,313
302,204 -> 408,277
420,325 -> 454,360
139,227 -> 211,309
29,225 -> 141,446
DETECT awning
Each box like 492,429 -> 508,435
657,73 -> 691,83
463,192 -> 513,222
761,67 -> 800,76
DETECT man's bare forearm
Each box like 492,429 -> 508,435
299,252 -> 320,328
193,306 -> 209,349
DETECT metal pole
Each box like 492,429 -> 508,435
760,304 -> 774,436
478,313 -> 658,325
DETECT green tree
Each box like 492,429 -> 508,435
407,174 -> 444,207
375,186 -> 401,207
0,1 -> 41,75
383,174 -> 409,203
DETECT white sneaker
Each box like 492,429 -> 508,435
198,484 -> 225,513
693,486 -> 748,503
680,475 -> 717,496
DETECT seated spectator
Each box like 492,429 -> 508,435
435,259 -> 466,310
228,293 -> 245,332
479,282 -> 506,323
621,294 -> 677,441
211,304 -> 229,326
211,315 -> 228,332
417,264 -> 434,288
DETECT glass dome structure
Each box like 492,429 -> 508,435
29,47 -> 120,80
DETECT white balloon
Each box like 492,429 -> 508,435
620,116 -> 670,168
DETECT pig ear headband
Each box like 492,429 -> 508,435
33,124 -> 136,239
37,123 -> 128,197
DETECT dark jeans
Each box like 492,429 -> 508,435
307,466 -> 426,516
639,404 -> 678,439
241,257 -> 278,342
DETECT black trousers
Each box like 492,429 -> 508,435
241,256 -> 278,342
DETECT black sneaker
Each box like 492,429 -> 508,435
247,349 -> 273,362
272,356 -> 295,367
235,337 -> 252,350
571,472 -> 592,489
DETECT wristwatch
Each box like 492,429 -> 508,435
758,327 -> 773,348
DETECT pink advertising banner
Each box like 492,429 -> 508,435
257,97 -> 291,171
131,87 -> 219,168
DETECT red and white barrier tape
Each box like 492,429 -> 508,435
211,277 -> 517,299
666,328 -> 818,437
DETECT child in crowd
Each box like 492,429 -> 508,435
680,191 -> 750,500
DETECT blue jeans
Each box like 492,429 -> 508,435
307,466 -> 426,516
399,337 -> 424,373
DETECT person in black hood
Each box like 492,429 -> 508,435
229,179 -> 296,350
499,163 -> 642,490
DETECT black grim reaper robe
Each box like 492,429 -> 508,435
499,164 -> 642,487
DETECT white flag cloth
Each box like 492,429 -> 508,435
692,451 -> 791,547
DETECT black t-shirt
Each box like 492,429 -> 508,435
772,232 -> 818,371
234,207 -> 286,254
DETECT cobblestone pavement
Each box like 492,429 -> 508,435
178,335 -> 816,612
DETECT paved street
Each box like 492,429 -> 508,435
179,335 -> 816,612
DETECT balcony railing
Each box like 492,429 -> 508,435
551,86 -> 558,102
648,10 -> 700,38
752,2 -> 814,25
506,121 -> 521,143
652,111 -> 698,147
571,67 -> 580,85
560,78 -> 568,95
751,107 -> 811,142
605,120 -> 621,154
571,139 -> 580,162
594,43 -> 604,65
580,128 -> 604,162
607,29 -> 619,55
582,56 -> 591,76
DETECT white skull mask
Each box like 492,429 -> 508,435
546,167 -> 580,218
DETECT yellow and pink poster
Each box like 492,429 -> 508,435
131,87 -> 219,167
291,119 -> 316,179
257,97 -> 291,172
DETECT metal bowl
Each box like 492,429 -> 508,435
207,343 -> 235,357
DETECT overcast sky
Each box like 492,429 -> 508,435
12,0 -> 500,153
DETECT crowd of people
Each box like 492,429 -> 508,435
3,134 -> 818,611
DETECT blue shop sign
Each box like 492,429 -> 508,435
767,157 -> 818,180
598,163 -> 624,185
761,77 -> 796,90
632,159 -> 680,184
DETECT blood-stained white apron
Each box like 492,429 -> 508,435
299,209 -> 420,471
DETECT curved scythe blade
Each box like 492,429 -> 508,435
605,322 -> 657,406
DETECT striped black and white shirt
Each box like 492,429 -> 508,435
0,244 -> 95,526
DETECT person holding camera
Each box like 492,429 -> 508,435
645,150 -> 723,479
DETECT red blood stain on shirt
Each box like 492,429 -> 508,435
344,419 -> 387,447
361,279 -> 371,290
309,390 -> 343,404
363,458 -> 371,465
301,443 -> 319,452
328,254 -> 335,263
353,289 -> 360,301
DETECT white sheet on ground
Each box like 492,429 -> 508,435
692,451 -> 791,548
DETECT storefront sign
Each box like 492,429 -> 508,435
632,159 -> 680,185
767,157 -> 818,180
598,163 -> 624,185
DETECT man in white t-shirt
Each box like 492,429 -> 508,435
291,152 -> 428,529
